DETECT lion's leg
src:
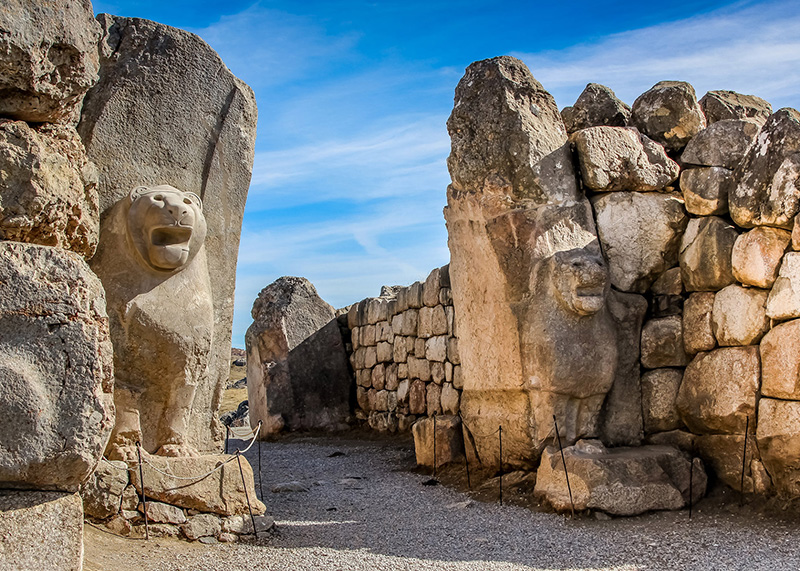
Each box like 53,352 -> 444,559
105,386 -> 143,462
155,381 -> 199,457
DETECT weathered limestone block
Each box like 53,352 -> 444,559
447,56 -> 579,203
425,336 -> 448,362
572,126 -> 679,191
80,15 -> 257,451
131,454 -> 265,516
651,267 -> 683,295
407,356 -> 432,382
642,369 -> 684,433
423,267 -> 442,307
0,492 -> 84,571
366,298 -> 389,324
246,277 -> 350,435
681,119 -> 760,169
760,319 -> 800,400
431,361 -> 446,384
0,0 -> 101,124
699,90 -> 772,125
414,338 -> 426,358
534,440 -> 706,516
696,434 -> 768,494
600,291 -> 647,446
641,316 -> 688,368
447,337 -> 460,364
376,341 -> 392,363
631,81 -> 706,151
441,382 -> 460,415
0,121 -> 99,257
409,380 -> 426,415
683,292 -> 716,354
766,252 -> 800,320
645,430 -> 698,454
711,285 -> 769,346
181,513 -> 222,541
412,415 -> 464,468
676,347 -> 759,434
371,364 -> 386,391
731,227 -> 791,288
418,305 -> 448,338
730,109 -> 800,228
0,242 -> 114,491
145,501 -> 186,525
679,216 -> 739,291
679,167 -> 732,216
80,459 -> 128,520
385,363 -> 399,391
399,309 -> 418,336
592,191 -> 687,292
561,83 -> 631,133
426,383 -> 443,416
757,398 -> 800,497
376,321 -> 392,343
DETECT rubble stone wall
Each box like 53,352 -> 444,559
345,266 -> 462,432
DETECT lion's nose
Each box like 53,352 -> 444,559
164,198 -> 189,221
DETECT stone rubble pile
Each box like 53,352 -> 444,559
346,265 -> 462,433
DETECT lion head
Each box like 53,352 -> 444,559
126,185 -> 206,272
550,248 -> 609,316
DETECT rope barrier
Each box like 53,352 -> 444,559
99,422 -> 262,483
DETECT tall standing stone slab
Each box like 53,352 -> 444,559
0,0 -> 101,124
79,15 -> 258,451
446,57 -> 596,468
246,277 -> 352,435
0,242 -> 114,491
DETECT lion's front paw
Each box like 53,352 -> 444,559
156,443 -> 200,458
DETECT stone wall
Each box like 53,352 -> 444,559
345,266 -> 462,432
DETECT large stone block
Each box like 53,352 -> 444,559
676,347 -> 760,435
0,0 -> 101,123
682,292 -> 716,354
681,119 -> 761,169
711,284 -> 769,346
696,433 -> 768,494
731,227 -> 791,288
766,252 -> 800,320
642,369 -> 684,433
631,81 -> 706,151
412,415 -> 464,468
641,316 -> 688,368
0,121 -> 99,258
130,454 -> 265,516
534,440 -> 706,516
730,109 -> 800,228
699,90 -> 772,125
679,166 -> 732,216
757,398 -> 800,497
80,15 -> 257,451
571,126 -> 679,191
592,191 -> 687,293
447,56 -> 578,203
246,277 -> 351,435
0,492 -> 84,571
561,83 -> 631,133
760,319 -> 800,400
0,242 -> 114,491
679,216 -> 739,291
80,459 -> 128,520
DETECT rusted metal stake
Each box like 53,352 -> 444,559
225,425 -> 230,455
258,436 -> 263,499
740,415 -> 750,507
236,450 -> 259,540
136,442 -> 150,540
498,425 -> 503,506
553,415 -> 575,518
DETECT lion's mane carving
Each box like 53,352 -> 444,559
90,184 -> 214,460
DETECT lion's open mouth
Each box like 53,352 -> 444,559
150,226 -> 192,247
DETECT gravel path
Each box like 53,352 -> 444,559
84,433 -> 800,570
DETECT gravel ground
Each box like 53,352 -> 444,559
84,433 -> 800,570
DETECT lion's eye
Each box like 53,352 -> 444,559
153,194 -> 164,201
183,198 -> 192,205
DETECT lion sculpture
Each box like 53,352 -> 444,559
91,184 -> 214,460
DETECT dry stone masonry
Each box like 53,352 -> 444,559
346,266 -> 461,434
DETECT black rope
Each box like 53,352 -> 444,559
553,415 -> 575,517
236,450 -> 259,540
135,442 -> 150,540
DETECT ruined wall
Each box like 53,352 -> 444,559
346,266 -> 462,432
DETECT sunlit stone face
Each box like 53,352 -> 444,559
126,185 -> 206,271
551,248 -> 609,316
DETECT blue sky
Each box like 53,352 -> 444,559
92,0 -> 800,348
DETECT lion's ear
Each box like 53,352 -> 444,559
185,192 -> 203,211
130,186 -> 149,202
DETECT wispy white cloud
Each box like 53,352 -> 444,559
513,0 -> 800,110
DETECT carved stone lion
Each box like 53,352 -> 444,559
90,184 -> 214,460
